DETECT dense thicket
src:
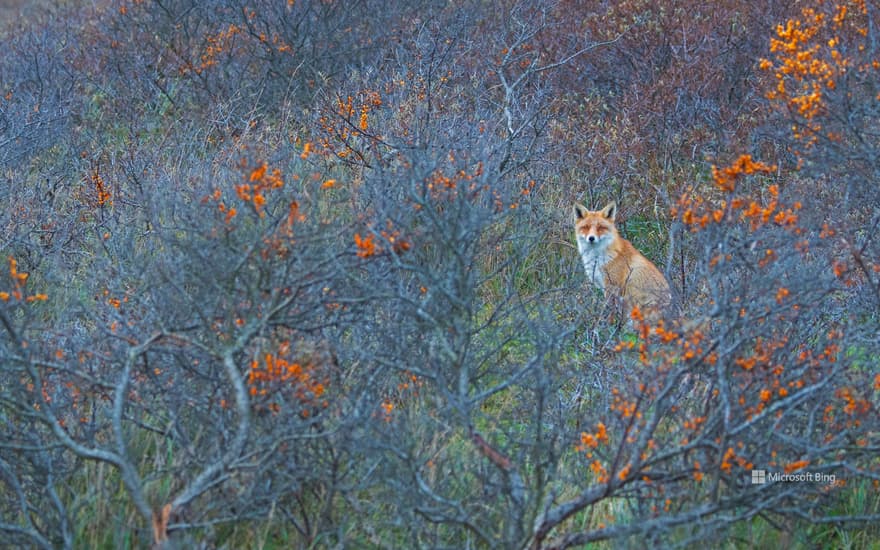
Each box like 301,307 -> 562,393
0,1 -> 877,548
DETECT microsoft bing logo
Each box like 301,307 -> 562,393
751,470 -> 766,484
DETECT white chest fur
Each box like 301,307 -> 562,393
577,235 -> 610,290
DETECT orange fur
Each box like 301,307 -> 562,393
574,201 -> 672,320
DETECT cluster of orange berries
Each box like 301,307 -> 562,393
379,371 -> 424,422
89,167 -> 112,207
760,1 -> 869,144
246,347 -> 327,415
315,90 -> 383,160
354,221 -> 412,259
0,257 -> 47,303
236,161 -> 286,215
673,156 -> 799,235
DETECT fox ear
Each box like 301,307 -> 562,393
601,201 -> 617,221
573,203 -> 588,220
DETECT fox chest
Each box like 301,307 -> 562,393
577,238 -> 610,290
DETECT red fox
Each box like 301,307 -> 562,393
574,201 -> 672,321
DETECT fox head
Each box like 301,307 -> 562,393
574,201 -> 618,249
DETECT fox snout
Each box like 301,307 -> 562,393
578,225 -> 609,246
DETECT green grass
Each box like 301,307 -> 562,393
719,483 -> 880,549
